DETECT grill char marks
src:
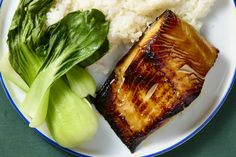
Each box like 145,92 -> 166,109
94,10 -> 218,152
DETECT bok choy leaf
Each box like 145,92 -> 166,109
8,0 -> 52,86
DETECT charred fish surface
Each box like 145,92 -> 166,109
94,10 -> 218,152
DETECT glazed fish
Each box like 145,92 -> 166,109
94,10 -> 218,152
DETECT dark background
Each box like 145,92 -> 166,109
0,82 -> 235,157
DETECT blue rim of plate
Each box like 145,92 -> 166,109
0,0 -> 236,156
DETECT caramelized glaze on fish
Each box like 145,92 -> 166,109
94,10 -> 218,152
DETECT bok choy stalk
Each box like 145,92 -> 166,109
66,66 -> 96,98
0,54 -> 29,92
21,9 -> 109,127
7,0 -> 53,127
46,78 -> 98,147
7,0 -> 109,146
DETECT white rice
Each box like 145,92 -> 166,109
47,0 -> 215,45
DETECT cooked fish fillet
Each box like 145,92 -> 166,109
94,10 -> 218,152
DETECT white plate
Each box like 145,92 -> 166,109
0,0 -> 236,157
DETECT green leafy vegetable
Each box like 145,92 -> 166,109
66,66 -> 96,98
80,38 -> 110,67
5,0 -> 109,146
21,9 -> 108,127
47,78 -> 98,148
8,0 -> 51,86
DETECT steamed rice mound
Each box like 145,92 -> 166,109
47,0 -> 215,45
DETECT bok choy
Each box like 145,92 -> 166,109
22,9 -> 109,127
5,0 -> 109,147
47,78 -> 98,147
66,66 -> 96,98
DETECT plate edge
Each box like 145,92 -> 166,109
0,0 -> 236,157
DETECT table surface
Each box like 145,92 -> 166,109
0,81 -> 235,157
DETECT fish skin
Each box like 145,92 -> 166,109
94,10 -> 218,152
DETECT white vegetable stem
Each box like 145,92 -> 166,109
47,78 -> 98,147
0,54 -> 29,92
20,68 -> 55,127
66,66 -> 96,98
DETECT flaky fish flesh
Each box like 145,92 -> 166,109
94,10 -> 218,152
